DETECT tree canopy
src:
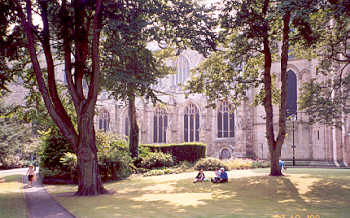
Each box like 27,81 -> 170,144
0,0 -> 217,195
298,1 -> 350,126
186,0 -> 327,176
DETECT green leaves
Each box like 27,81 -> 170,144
101,0 -> 217,105
296,2 -> 350,126
299,75 -> 350,127
0,101 -> 40,169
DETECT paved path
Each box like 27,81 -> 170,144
0,168 -> 28,175
21,169 -> 76,218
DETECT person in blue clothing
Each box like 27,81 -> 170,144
211,168 -> 228,183
279,159 -> 287,172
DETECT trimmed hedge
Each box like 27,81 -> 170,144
141,142 -> 206,162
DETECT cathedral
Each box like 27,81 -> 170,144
92,49 -> 350,167
5,49 -> 350,167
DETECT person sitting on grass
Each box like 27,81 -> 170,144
193,169 -> 205,183
211,167 -> 228,183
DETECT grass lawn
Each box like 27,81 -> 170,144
46,168 -> 350,218
0,174 -> 27,218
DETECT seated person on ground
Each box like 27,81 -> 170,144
193,169 -> 205,183
211,168 -> 228,183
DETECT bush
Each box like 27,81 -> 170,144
132,145 -> 152,168
0,104 -> 40,169
194,158 -> 229,171
143,168 -> 175,177
138,145 -> 152,159
194,158 -> 271,172
40,167 -> 73,184
223,159 -> 254,170
60,152 -> 78,183
39,131 -> 133,183
96,131 -> 133,180
142,142 -> 206,163
140,152 -> 174,169
60,152 -> 78,168
38,131 -> 74,182
252,160 -> 270,168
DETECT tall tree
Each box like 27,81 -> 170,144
102,44 -> 173,158
101,0 -> 216,158
4,0 -> 106,195
187,0 -> 321,176
2,0 -> 216,195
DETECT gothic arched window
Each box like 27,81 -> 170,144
184,103 -> 200,142
286,70 -> 297,117
153,107 -> 167,143
217,101 -> 234,138
99,109 -> 110,132
173,55 -> 190,86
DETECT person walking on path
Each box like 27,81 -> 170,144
26,165 -> 35,188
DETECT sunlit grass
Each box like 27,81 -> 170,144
46,168 -> 350,218
0,174 -> 27,218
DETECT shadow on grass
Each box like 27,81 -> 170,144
49,170 -> 350,218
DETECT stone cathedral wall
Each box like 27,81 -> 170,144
3,49 -> 350,166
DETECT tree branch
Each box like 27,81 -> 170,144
13,0 -> 78,148
61,0 -> 80,111
276,9 -> 291,146
87,0 -> 103,109
39,0 -> 76,133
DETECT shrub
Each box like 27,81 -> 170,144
39,131 -> 133,183
132,145 -> 152,168
194,158 -> 229,171
60,152 -> 78,168
142,142 -> 206,163
143,168 -> 175,177
138,145 -> 152,159
0,105 -> 40,169
135,167 -> 149,174
60,152 -> 78,183
96,131 -> 132,180
38,131 -> 74,182
140,152 -> 174,169
40,167 -> 74,184
252,160 -> 270,168
223,159 -> 254,170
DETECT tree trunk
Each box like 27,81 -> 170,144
270,150 -> 282,176
128,94 -> 139,158
75,112 -> 106,196
15,0 -> 106,195
269,141 -> 283,176
262,2 -> 290,177
270,10 -> 291,177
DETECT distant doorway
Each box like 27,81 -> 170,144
220,148 -> 232,160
